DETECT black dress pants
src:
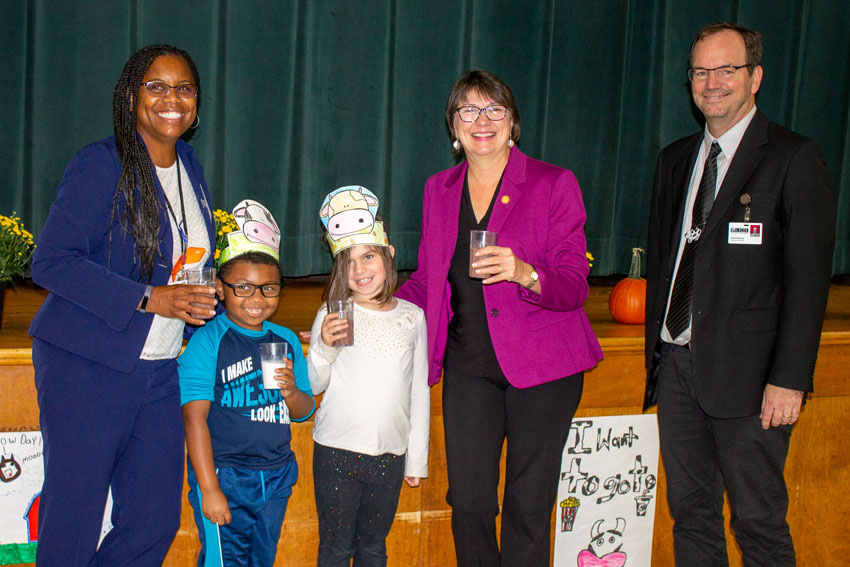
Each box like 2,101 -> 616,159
656,342 -> 795,567
33,339 -> 184,567
442,370 -> 583,567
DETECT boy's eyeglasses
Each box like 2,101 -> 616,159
220,280 -> 283,297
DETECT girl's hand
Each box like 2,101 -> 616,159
144,284 -> 217,323
404,476 -> 422,488
201,487 -> 232,525
471,245 -> 534,287
320,312 -> 349,347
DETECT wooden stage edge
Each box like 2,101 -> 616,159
2,278 -> 849,566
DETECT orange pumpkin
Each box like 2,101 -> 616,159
608,248 -> 646,324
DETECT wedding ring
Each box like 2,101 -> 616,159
782,414 -> 792,418
498,266 -> 502,272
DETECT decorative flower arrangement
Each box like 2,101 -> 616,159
213,209 -> 239,268
0,212 -> 36,286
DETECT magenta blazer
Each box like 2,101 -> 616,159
396,147 -> 603,388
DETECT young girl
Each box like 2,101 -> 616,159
308,186 -> 429,566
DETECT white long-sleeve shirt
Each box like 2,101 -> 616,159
307,298 -> 430,478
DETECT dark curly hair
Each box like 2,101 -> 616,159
218,251 -> 284,282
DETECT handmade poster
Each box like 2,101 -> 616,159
0,431 -> 43,564
553,414 -> 659,567
0,431 -> 112,565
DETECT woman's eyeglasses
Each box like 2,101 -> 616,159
456,105 -> 508,122
140,81 -> 199,98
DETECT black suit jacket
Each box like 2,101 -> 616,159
644,110 -> 835,417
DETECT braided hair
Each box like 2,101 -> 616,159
111,44 -> 200,282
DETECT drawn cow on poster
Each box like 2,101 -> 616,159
577,518 -> 627,567
233,199 -> 281,251
319,186 -> 378,240
1,453 -> 22,482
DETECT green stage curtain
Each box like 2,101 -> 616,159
1,0 -> 847,276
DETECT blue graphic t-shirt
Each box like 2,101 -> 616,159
178,314 -> 314,470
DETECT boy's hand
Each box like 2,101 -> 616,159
404,476 -> 422,488
274,360 -> 299,398
320,312 -> 349,347
202,487 -> 232,525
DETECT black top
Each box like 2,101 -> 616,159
443,173 -> 505,378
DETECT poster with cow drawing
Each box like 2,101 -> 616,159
554,414 -> 659,567
0,431 -> 44,559
0,431 -> 113,562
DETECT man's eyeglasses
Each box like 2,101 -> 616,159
220,280 -> 282,298
140,81 -> 199,98
456,105 -> 508,122
687,65 -> 749,82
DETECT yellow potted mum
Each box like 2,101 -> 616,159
0,212 -> 36,329
213,209 -> 239,268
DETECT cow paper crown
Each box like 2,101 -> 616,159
219,199 -> 281,264
319,186 -> 388,256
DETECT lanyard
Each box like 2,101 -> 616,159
162,160 -> 189,275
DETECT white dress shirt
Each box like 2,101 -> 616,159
662,105 -> 758,345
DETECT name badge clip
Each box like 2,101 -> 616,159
739,193 -> 752,222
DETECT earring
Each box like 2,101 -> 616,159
452,139 -> 460,151
507,138 -> 515,148
190,114 -> 200,130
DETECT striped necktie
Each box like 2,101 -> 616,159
665,141 -> 722,340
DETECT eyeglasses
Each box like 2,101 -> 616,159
220,280 -> 283,298
140,81 -> 199,98
456,104 -> 508,122
687,65 -> 749,82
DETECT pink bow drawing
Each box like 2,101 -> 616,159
577,549 -> 627,567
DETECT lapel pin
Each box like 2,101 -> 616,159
501,195 -> 510,204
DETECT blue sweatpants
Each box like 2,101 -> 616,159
187,458 -> 298,567
33,338 -> 184,567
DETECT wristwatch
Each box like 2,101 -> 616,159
522,266 -> 539,290
138,285 -> 153,313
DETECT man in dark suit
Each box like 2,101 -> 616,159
644,22 -> 835,565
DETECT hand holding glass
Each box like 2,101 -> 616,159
260,342 -> 291,390
185,267 -> 216,319
469,230 -> 498,279
327,299 -> 354,346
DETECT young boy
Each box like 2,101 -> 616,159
178,200 -> 314,567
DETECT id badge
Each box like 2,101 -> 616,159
728,222 -> 763,245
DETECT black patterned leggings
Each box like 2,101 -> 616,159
313,442 -> 405,567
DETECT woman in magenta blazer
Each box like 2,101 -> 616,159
396,70 -> 602,567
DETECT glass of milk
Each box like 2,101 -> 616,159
259,341 -> 291,390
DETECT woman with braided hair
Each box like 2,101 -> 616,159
29,45 -> 215,566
